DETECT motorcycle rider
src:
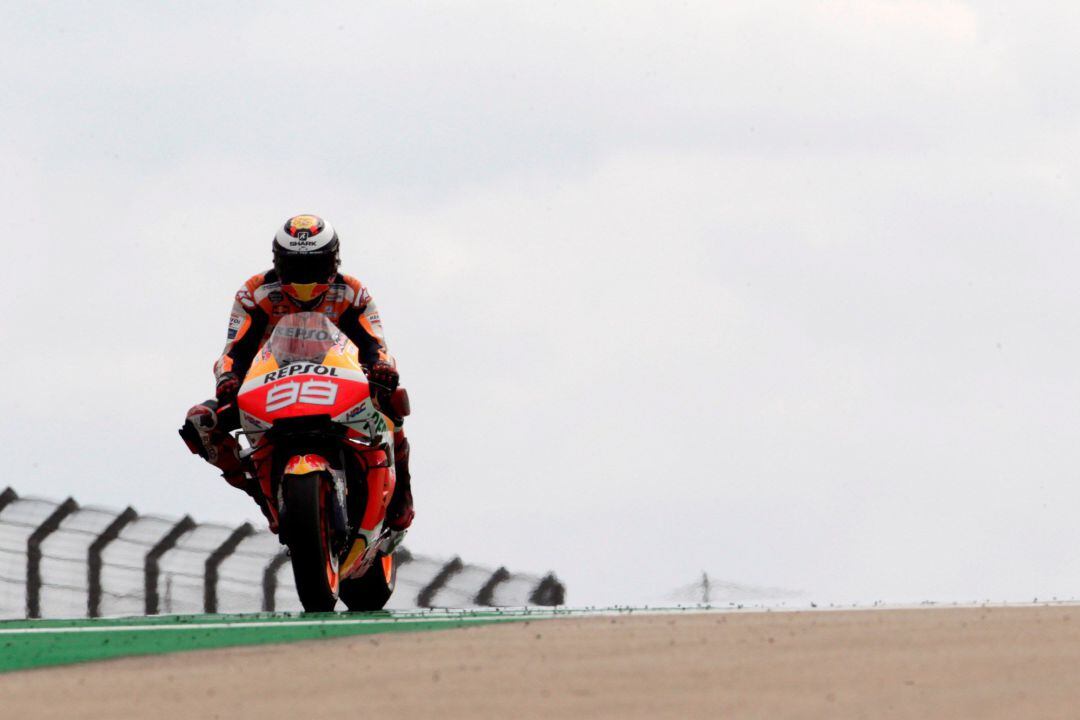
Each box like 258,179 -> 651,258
179,214 -> 414,532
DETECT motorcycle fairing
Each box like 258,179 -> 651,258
233,312 -> 400,586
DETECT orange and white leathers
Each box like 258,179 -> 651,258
215,270 -> 393,383
183,269 -> 413,530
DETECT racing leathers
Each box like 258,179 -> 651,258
180,270 -> 414,531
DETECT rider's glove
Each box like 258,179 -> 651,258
367,361 -> 400,392
215,372 -> 241,404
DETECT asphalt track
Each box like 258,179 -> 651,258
3,605 -> 1080,718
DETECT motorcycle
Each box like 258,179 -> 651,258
229,312 -> 408,612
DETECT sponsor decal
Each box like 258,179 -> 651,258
345,400 -> 387,437
369,412 -> 388,435
269,291 -> 284,302
276,326 -> 338,341
236,289 -> 256,310
240,411 -> 270,432
265,379 -> 339,413
262,363 -> 340,384
345,401 -> 369,421
227,313 -> 242,339
367,312 -> 380,325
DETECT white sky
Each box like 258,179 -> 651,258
3,1 -> 1080,606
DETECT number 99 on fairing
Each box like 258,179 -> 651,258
266,379 -> 340,412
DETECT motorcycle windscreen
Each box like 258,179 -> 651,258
268,312 -> 344,365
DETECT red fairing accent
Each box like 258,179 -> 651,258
238,373 -> 369,425
359,454 -> 394,532
250,443 -> 278,527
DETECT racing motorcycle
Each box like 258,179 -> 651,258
230,312 -> 408,612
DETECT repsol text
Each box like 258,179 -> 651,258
263,364 -> 340,383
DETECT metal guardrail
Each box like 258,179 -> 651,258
0,487 -> 565,619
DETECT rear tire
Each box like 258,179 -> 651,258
282,473 -> 339,612
339,552 -> 396,611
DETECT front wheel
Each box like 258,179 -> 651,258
339,552 -> 396,611
282,473 -> 339,612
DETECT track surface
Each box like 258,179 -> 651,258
4,605 -> 1080,718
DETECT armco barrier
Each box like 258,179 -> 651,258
0,487 -> 565,619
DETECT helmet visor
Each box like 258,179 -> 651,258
277,252 -> 336,284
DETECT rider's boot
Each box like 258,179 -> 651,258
386,430 -> 414,531
181,401 -> 277,532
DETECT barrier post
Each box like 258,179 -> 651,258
204,522 -> 255,613
0,487 -> 17,515
26,498 -> 79,618
528,573 -> 566,606
261,550 -> 291,612
87,507 -> 138,618
417,556 -> 463,608
474,566 -> 510,607
145,516 -> 196,615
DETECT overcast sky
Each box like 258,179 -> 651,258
3,1 -> 1080,606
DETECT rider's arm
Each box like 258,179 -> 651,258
213,278 -> 270,382
338,281 -> 394,369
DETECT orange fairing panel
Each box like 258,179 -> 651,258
360,460 -> 394,531
284,454 -> 331,475
321,341 -> 365,372
245,349 -> 280,381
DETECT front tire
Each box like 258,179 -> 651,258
282,473 -> 339,612
339,552 -> 396,611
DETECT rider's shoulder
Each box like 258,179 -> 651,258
335,273 -> 372,308
236,269 -> 272,289
233,270 -> 279,308
237,270 -> 278,292
335,272 -> 366,290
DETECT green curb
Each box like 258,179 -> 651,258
0,607 -> 700,674
0,611 -> 539,673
